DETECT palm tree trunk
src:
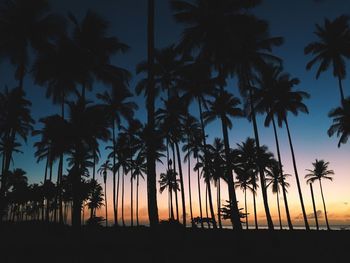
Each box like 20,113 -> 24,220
72,163 -> 82,229
105,180 -> 108,227
187,147 -> 194,226
122,167 -> 125,227
197,158 -> 204,229
175,141 -> 186,226
272,117 -> 293,230
136,174 -> 140,226
170,188 -> 175,220
198,97 -> 217,228
172,144 -> 179,221
338,76 -> 345,103
116,168 -> 120,226
217,178 -> 222,229
205,185 -> 210,228
112,122 -> 117,226
319,179 -> 330,230
284,118 -> 310,230
146,0 -> 159,227
309,183 -> 319,230
221,116 -> 242,230
253,190 -> 258,229
130,175 -> 134,227
248,87 -> 274,230
244,189 -> 248,230
277,190 -> 282,230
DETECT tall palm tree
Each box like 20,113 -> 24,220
305,159 -> 334,230
0,0 -> 65,90
204,90 -> 244,230
268,74 -> 311,230
304,15 -> 350,102
265,162 -> 291,230
328,97 -> 350,147
97,87 -> 137,226
98,160 -> 112,227
0,88 -> 34,220
254,64 -> 295,230
233,16 -> 283,230
145,0 -> 159,227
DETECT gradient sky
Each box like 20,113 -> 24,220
1,0 -> 350,227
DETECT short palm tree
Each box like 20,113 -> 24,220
98,160 -> 112,227
265,162 -> 291,230
304,15 -> 350,102
328,98 -> 350,147
159,169 -> 180,220
305,159 -> 334,230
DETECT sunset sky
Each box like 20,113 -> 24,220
1,0 -> 350,227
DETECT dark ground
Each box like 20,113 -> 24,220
0,222 -> 348,263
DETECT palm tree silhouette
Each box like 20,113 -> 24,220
86,179 -> 104,219
305,159 -> 334,230
305,15 -> 350,102
98,160 -> 112,227
0,88 -> 34,220
204,90 -> 244,230
265,162 -> 291,230
97,86 -> 137,226
182,120 -> 204,228
159,169 -> 180,221
254,64 -> 295,230
267,73 -> 311,230
0,0 -> 65,90
234,18 -> 283,230
328,97 -> 350,147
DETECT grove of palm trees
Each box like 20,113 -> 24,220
0,0 -> 349,262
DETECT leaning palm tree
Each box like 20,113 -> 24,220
98,160 -> 112,227
204,90 -> 244,230
307,180 -> 319,230
305,159 -> 334,230
328,97 -> 350,147
268,74 -> 311,230
265,162 -> 291,230
254,64 -> 295,230
305,15 -> 350,102
0,0 -> 65,90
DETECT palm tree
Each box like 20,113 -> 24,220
0,0 -> 65,90
98,160 -> 112,227
145,0 -> 159,227
233,17 -> 283,230
268,74 -> 311,230
305,159 -> 334,230
97,87 -> 137,226
0,88 -> 34,220
265,162 -> 291,230
204,90 -> 244,230
234,168 -> 254,230
86,179 -> 104,219
68,10 -> 130,100
130,152 -> 146,226
159,169 -> 180,220
254,64 -> 295,230
304,15 -> 350,102
328,98 -> 350,147
156,94 -> 188,226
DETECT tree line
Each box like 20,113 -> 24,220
0,0 -> 348,230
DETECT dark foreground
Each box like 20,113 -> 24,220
0,222 -> 348,263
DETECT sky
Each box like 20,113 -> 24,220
1,0 -> 350,227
